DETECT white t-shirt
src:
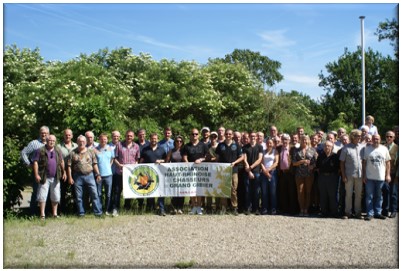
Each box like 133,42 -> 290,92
262,149 -> 276,169
363,145 -> 390,180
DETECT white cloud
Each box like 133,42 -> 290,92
285,74 -> 320,86
258,29 -> 296,49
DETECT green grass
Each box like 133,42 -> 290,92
174,260 -> 196,269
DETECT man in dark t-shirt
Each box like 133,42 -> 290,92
242,132 -> 263,214
215,129 -> 244,215
140,133 -> 167,216
182,128 -> 209,215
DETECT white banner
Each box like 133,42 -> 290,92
123,162 -> 232,198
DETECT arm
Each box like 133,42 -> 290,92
60,156 -> 67,181
165,150 -> 172,163
243,153 -> 250,172
67,165 -> 74,185
93,164 -> 101,182
268,153 -> 279,172
385,160 -> 391,183
249,153 -> 263,171
231,154 -> 244,167
340,161 -> 347,183
21,141 -> 34,167
33,161 -> 41,183
362,159 -> 367,184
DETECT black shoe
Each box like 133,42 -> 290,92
374,214 -> 387,220
390,212 -> 397,218
364,216 -> 372,221
232,209 -> 239,216
261,209 -> 268,215
255,210 -> 260,215
245,210 -> 251,215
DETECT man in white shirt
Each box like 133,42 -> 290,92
362,134 -> 391,220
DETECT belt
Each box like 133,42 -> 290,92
320,172 -> 336,176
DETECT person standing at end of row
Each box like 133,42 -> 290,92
362,134 -> 391,221
32,134 -> 66,219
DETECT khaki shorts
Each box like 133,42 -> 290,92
37,177 -> 60,203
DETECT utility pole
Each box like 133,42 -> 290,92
360,16 -> 366,126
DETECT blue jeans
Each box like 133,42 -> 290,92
365,179 -> 384,217
384,173 -> 399,214
390,177 -> 398,213
158,197 -> 165,212
74,173 -> 103,216
97,175 -> 113,213
244,172 -> 260,212
260,170 -> 278,213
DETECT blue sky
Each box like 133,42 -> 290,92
3,3 -> 397,100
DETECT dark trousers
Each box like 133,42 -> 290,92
318,173 -> 339,217
278,170 -> 299,215
111,174 -> 123,210
237,168 -> 246,212
30,177 -> 39,216
382,173 -> 398,214
338,176 -> 346,216
171,197 -> 185,210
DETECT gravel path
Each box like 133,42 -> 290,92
3,214 -> 398,268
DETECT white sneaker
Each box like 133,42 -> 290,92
177,209 -> 183,215
197,206 -> 203,215
105,211 -> 111,216
112,209 -> 119,217
189,207 -> 197,215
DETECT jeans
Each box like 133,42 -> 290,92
390,174 -> 398,213
365,179 -> 384,217
158,197 -> 165,212
260,170 -> 278,212
244,172 -> 260,212
97,175 -> 113,213
74,173 -> 103,216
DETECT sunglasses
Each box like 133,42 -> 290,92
176,140 -> 183,143
192,133 -> 198,136
386,136 -> 394,138
50,152 -> 54,159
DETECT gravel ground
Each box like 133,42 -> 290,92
3,213 -> 399,269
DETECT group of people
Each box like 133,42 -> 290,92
20,115 -> 399,221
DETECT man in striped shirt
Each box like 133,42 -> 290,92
20,125 -> 50,215
112,130 -> 140,216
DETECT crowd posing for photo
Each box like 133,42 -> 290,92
21,115 -> 399,221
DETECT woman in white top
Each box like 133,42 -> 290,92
260,139 -> 279,215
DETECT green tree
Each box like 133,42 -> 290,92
263,90 -> 317,135
205,59 -> 266,131
217,48 -> 284,88
375,18 -> 399,59
318,47 -> 398,133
